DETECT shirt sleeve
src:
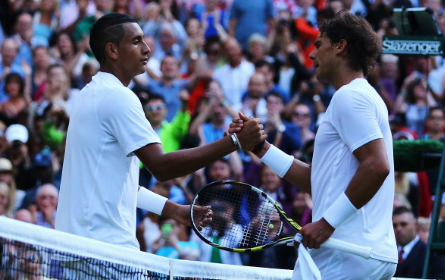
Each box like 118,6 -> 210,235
229,0 -> 240,20
330,90 -> 383,153
265,0 -> 275,19
101,88 -> 160,156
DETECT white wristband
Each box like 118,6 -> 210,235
323,192 -> 358,229
137,187 -> 168,215
260,144 -> 294,178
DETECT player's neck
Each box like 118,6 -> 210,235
99,66 -> 132,87
333,71 -> 365,90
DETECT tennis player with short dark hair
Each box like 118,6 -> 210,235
55,12 -> 266,253
231,11 -> 398,279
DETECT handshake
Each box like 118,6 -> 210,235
227,112 -> 268,154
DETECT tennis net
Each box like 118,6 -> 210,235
0,216 -> 293,280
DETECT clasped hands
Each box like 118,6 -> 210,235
228,112 -> 267,151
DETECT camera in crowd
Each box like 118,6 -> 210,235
12,140 -> 22,149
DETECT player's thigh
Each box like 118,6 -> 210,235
316,249 -> 396,280
295,248 -> 396,280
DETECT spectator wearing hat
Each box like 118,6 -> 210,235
0,157 -> 23,214
5,124 -> 36,191
33,145 -> 55,186
0,182 -> 14,217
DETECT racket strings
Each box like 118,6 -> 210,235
195,182 -> 282,249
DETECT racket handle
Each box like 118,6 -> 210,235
322,238 -> 371,259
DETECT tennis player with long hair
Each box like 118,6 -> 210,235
54,12 -> 266,268
230,11 -> 397,280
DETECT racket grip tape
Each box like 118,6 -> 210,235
322,238 -> 371,259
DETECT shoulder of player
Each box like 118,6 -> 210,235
333,84 -> 374,103
95,86 -> 141,115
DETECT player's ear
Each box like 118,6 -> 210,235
335,39 -> 347,54
105,42 -> 118,60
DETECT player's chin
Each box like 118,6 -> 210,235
132,68 -> 144,76
138,61 -> 148,72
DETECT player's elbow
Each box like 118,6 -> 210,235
377,165 -> 390,181
371,159 -> 390,181
149,168 -> 171,182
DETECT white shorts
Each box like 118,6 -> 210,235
292,247 -> 397,280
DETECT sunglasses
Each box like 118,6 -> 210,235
293,112 -> 310,118
428,116 -> 443,121
145,104 -> 166,112
207,49 -> 220,55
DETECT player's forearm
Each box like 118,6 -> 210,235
284,161 -> 312,194
344,158 -> 389,209
344,139 -> 390,209
139,118 -> 264,181
162,201 -> 193,227
150,137 -> 237,181
228,19 -> 237,37
322,161 -> 388,230
255,142 -> 312,193
162,200 -> 181,220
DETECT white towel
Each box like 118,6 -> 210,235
291,233 -> 321,280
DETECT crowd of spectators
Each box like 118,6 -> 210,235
1,0 -> 445,275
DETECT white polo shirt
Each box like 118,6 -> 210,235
213,60 -> 255,105
55,72 -> 160,249
311,78 -> 398,263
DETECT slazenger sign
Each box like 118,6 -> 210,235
382,36 -> 445,56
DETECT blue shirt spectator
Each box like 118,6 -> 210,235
148,79 -> 188,122
229,0 -> 275,49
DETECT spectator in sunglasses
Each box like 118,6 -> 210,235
291,103 -> 315,150
143,92 -> 190,153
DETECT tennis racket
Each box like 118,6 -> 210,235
190,180 -> 371,259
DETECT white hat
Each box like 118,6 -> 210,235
0,158 -> 12,172
5,124 -> 29,143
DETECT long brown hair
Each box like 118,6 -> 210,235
319,10 -> 381,76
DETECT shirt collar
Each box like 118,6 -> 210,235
399,235 -> 420,259
93,72 -> 125,88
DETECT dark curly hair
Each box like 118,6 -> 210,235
319,10 -> 381,77
89,13 -> 137,64
4,72 -> 25,96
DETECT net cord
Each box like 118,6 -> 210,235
0,216 -> 169,274
0,216 -> 294,279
